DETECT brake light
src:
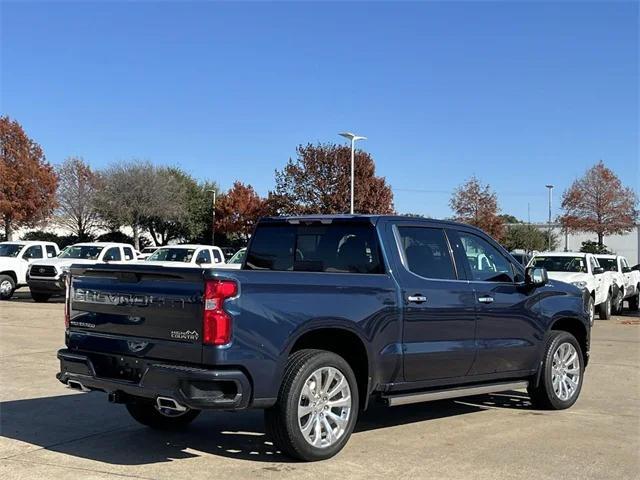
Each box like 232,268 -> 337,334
64,273 -> 71,329
203,279 -> 237,345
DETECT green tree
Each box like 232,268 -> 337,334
579,240 -> 612,255
503,224 -> 558,252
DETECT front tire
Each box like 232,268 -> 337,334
265,349 -> 359,461
613,289 -> 624,314
30,292 -> 51,303
528,331 -> 584,410
0,275 -> 16,300
599,292 -> 612,320
125,400 -> 200,430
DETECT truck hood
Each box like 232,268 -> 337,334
31,257 -> 103,269
546,272 -> 587,284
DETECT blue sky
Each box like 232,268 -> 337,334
1,1 -> 638,221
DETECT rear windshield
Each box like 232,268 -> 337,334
245,222 -> 384,273
147,248 -> 196,263
60,246 -> 104,260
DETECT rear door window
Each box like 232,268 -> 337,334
196,249 -> 212,265
103,247 -> 121,261
397,227 -> 457,280
245,222 -> 384,273
23,245 -> 43,259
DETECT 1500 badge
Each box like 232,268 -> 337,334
170,330 -> 199,341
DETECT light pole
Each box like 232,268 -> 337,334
207,189 -> 216,246
545,184 -> 554,250
339,132 -> 367,214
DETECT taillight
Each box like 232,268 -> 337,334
203,279 -> 237,345
64,273 -> 71,329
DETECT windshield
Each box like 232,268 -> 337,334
530,256 -> 587,273
59,245 -> 104,260
0,243 -> 25,257
597,258 -> 617,272
228,249 -> 246,264
147,248 -> 195,263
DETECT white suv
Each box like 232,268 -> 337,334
0,241 -> 60,299
528,252 -> 616,324
596,254 -> 640,313
27,242 -> 137,302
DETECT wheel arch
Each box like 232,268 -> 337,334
549,317 -> 589,368
0,271 -> 18,284
288,327 -> 371,410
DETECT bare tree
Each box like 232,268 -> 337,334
94,161 -> 182,250
55,157 -> 101,240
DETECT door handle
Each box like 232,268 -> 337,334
478,296 -> 494,304
407,294 -> 427,304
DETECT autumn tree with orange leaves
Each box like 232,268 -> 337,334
215,181 -> 266,241
269,143 -> 394,215
450,176 -> 505,241
0,116 -> 58,240
560,161 -> 638,247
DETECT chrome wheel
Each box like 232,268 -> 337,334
551,342 -> 581,401
298,366 -> 352,448
588,297 -> 595,326
0,280 -> 12,296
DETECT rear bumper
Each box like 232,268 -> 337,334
27,278 -> 65,294
56,349 -> 251,410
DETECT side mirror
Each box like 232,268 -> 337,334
525,266 -> 548,287
622,266 -> 631,273
593,267 -> 605,275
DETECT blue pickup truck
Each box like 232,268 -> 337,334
57,215 -> 591,461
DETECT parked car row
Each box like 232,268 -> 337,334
526,251 -> 640,323
0,239 -> 246,301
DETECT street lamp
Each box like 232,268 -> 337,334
545,184 -> 554,251
339,132 -> 367,214
207,189 -> 216,246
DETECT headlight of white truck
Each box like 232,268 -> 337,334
572,281 -> 588,289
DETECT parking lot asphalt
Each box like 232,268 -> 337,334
1,288 -> 639,480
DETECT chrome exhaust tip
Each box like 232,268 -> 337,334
156,396 -> 187,412
67,379 -> 90,392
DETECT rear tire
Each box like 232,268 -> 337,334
265,349 -> 359,461
126,400 -> 200,430
528,331 -> 584,410
599,292 -> 612,320
613,289 -> 624,314
628,289 -> 639,312
30,292 -> 51,303
0,275 -> 16,300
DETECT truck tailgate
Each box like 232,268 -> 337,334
68,264 -> 204,363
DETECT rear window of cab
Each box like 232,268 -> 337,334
245,222 -> 384,274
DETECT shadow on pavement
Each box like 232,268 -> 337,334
0,389 -> 532,465
8,289 -> 64,304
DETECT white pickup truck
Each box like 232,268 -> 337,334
0,241 -> 60,299
143,244 -> 226,267
528,252 -> 616,323
596,254 -> 640,313
27,242 -> 137,302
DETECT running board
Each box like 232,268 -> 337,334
383,380 -> 529,407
